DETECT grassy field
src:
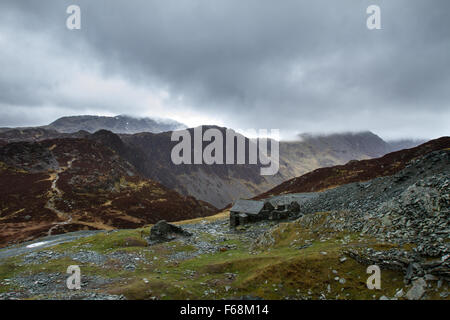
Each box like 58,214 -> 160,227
2,210 -> 435,300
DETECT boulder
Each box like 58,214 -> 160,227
148,220 -> 192,243
405,262 -> 423,282
406,278 -> 427,300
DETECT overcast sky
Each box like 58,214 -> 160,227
0,0 -> 449,140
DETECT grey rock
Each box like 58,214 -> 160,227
148,220 -> 192,243
394,289 -> 404,298
406,278 -> 427,300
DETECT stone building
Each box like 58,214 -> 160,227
230,199 -> 300,228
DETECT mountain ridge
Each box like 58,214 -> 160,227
0,146 -> 448,300
255,136 -> 450,199
0,122 -> 425,208
0,137 -> 216,248
0,115 -> 187,135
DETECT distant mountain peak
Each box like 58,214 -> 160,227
45,114 -> 187,134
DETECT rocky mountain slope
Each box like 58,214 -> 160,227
0,138 -> 216,248
277,131 -> 396,180
260,148 -> 449,298
119,127 -> 285,209
0,147 -> 447,300
0,128 -> 90,144
0,115 -> 186,136
0,122 -> 426,208
119,129 -> 404,208
44,115 -> 187,134
257,137 -> 450,198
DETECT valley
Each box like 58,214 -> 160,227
0,145 -> 448,300
0,116 -> 448,300
1,0 -> 448,305
0,120 -> 421,208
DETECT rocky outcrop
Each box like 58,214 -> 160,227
0,142 -> 59,173
148,220 -> 192,243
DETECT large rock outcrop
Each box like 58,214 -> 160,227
148,220 -> 192,243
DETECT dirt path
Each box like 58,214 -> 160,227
45,158 -> 76,236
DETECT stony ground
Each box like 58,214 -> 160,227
292,150 -> 450,283
0,150 -> 448,300
0,215 -> 272,300
0,212 -> 447,300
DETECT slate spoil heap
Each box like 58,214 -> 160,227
291,150 -> 449,290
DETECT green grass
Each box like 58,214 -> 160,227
52,228 -> 151,254
0,215 -> 414,300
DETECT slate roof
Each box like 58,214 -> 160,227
230,199 -> 264,215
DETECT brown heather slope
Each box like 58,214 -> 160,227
255,136 -> 450,199
0,127 -> 91,143
119,129 -> 404,208
1,126 -> 408,208
0,139 -> 216,248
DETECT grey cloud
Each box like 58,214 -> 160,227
0,0 -> 449,139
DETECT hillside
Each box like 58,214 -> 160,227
0,138 -> 216,248
0,123 -> 425,208
0,115 -> 186,136
119,129 -> 401,208
0,147 -> 447,300
0,128 -> 90,143
256,136 -> 450,199
278,131 -> 395,179
44,115 -> 187,134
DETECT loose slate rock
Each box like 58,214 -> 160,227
406,278 -> 427,300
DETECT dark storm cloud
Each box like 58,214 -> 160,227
0,0 -> 449,139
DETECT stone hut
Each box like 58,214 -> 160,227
230,199 -> 301,228
229,199 -> 266,228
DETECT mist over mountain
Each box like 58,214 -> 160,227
0,0 -> 449,302
115,129 -> 428,207
386,138 -> 427,152
257,136 -> 450,198
0,121 -> 408,208
0,115 -> 187,135
44,115 -> 187,134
